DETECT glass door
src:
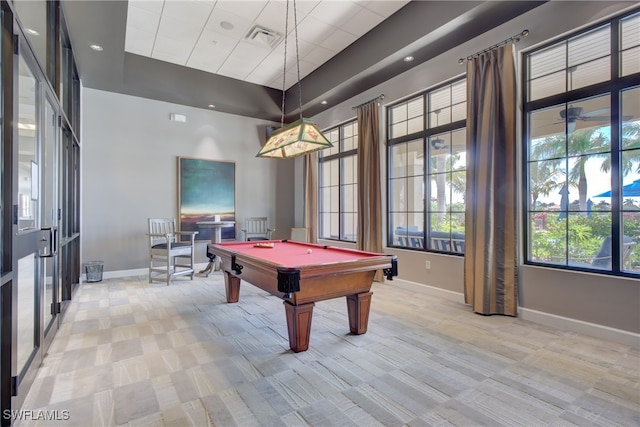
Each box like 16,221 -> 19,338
12,35 -> 57,409
41,94 -> 59,348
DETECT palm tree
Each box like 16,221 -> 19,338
430,152 -> 465,219
567,127 -> 609,211
601,121 -> 640,176
531,126 -> 610,212
529,158 -> 562,209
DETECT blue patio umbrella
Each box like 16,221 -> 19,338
558,183 -> 568,220
587,198 -> 592,218
594,179 -> 640,198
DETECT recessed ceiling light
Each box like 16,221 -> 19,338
321,100 -> 328,105
403,55 -> 414,62
220,21 -> 234,30
208,104 -> 216,108
25,28 -> 39,36
90,44 -> 103,51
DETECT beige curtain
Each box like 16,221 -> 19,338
304,152 -> 318,244
356,101 -> 383,280
464,43 -> 518,316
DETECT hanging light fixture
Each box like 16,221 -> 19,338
256,0 -> 332,159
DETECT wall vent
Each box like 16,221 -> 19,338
245,25 -> 283,49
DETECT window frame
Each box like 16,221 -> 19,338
386,76 -> 467,255
318,118 -> 358,243
522,7 -> 640,277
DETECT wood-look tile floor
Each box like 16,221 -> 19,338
18,274 -> 640,426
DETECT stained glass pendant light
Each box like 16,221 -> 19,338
256,0 -> 332,159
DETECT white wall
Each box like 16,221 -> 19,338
310,1 -> 640,340
81,88 -> 294,272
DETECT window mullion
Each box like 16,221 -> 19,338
610,17 -> 621,272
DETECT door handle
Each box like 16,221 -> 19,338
40,227 -> 58,257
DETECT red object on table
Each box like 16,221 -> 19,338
207,240 -> 397,352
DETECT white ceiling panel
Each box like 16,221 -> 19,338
360,0 -> 407,17
272,35 -> 316,59
204,8 -> 255,41
218,55 -> 264,79
124,0 -> 412,90
287,58 -> 318,77
214,1 -> 267,23
287,0 -> 321,16
128,0 -> 164,14
309,1 -> 362,28
228,40 -> 272,61
156,15 -> 203,45
152,34 -> 192,63
245,57 -> 284,85
160,0 -> 216,26
187,37 -> 235,72
124,26 -> 155,56
197,27 -> 240,51
319,28 -> 358,51
273,70 -> 302,91
346,6 -> 387,35
127,4 -> 162,34
254,1 -> 298,36
301,44 -> 336,65
296,15 -> 335,43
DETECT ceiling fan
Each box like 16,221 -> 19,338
559,106 -> 610,133
430,138 -> 448,150
430,109 -> 449,151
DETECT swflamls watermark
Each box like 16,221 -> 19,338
2,409 -> 70,421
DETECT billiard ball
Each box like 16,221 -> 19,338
307,249 -> 313,254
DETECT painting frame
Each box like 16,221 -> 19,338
177,157 -> 236,241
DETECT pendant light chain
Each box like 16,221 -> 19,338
279,0 -> 290,128
255,0 -> 333,159
293,0 -> 302,119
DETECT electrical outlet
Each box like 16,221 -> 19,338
425,260 -> 431,270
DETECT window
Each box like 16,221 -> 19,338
524,9 -> 640,275
388,79 -> 467,253
318,120 -> 358,242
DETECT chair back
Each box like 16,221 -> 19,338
622,238 -> 636,268
243,217 -> 273,240
290,227 -> 308,242
148,218 -> 177,247
591,235 -> 636,268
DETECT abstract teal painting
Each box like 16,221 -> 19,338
178,157 -> 236,241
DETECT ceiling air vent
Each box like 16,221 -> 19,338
245,25 -> 283,49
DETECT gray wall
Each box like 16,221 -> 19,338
312,1 -> 640,336
81,88 -> 294,272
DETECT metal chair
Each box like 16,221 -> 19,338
567,235 -> 636,269
242,217 -> 275,241
148,218 -> 198,285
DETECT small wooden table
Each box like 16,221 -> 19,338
196,221 -> 235,276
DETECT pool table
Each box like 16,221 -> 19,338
207,240 -> 398,352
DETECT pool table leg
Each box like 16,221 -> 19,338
284,301 -> 315,352
223,272 -> 241,303
346,291 -> 373,334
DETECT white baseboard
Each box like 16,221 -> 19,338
83,263 -> 210,282
388,278 -> 465,303
391,278 -> 639,349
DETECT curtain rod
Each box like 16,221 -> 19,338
458,29 -> 529,64
352,94 -> 385,109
